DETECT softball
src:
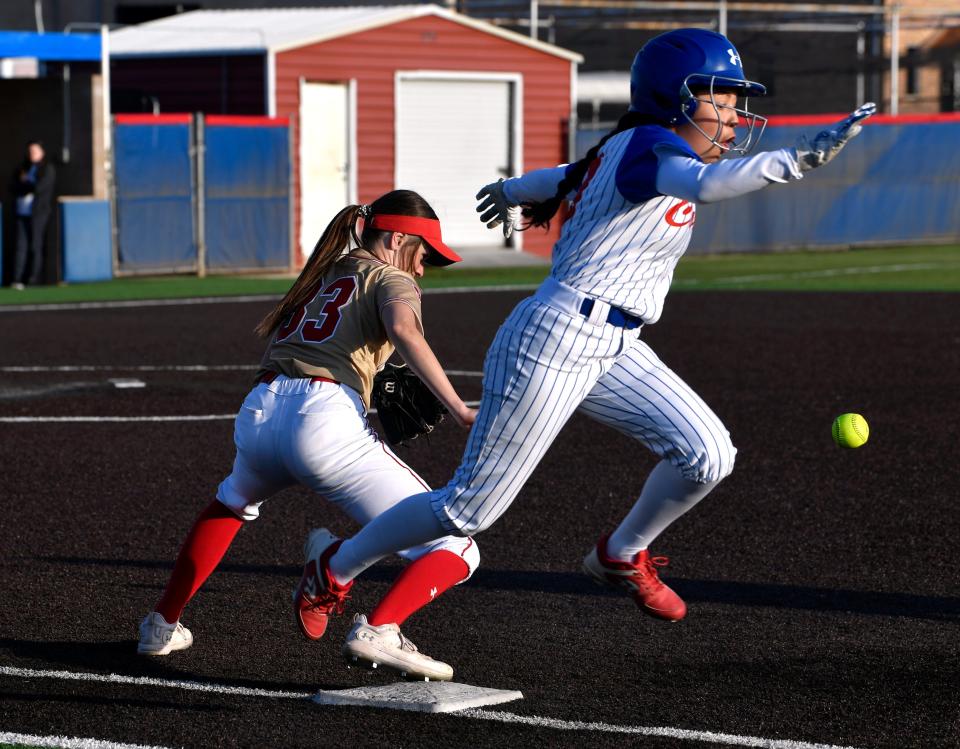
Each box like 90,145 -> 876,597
832,413 -> 869,448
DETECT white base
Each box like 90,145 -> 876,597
313,681 -> 523,714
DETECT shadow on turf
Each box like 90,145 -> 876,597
36,555 -> 960,622
0,689 -> 228,712
0,638 -> 327,693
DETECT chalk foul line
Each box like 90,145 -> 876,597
0,731 -> 172,749
0,401 -> 483,424
0,665 -> 311,699
0,364 -> 482,377
0,285 -> 537,314
458,708 -> 859,749
0,666 -> 858,749
0,414 -> 237,423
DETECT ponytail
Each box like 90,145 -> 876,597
254,204 -> 363,338
522,111 -> 664,229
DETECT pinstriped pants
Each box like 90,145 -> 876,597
430,295 -> 736,536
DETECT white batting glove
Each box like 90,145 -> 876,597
795,102 -> 877,172
476,179 -> 519,238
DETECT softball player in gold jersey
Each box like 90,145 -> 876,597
138,190 -> 477,682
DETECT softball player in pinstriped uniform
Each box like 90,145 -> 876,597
138,190 -> 479,681
302,29 -> 875,640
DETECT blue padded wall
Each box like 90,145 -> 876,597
61,199 -> 112,283
113,117 -> 196,272
203,121 -> 290,271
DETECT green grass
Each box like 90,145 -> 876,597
0,274 -> 295,304
2,245 -> 958,306
672,244 -> 960,291
420,265 -> 550,288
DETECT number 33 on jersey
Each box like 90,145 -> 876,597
258,249 -> 423,409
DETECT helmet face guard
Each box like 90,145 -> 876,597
680,74 -> 768,156
629,28 -> 769,154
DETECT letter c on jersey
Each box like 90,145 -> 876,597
665,201 -> 695,227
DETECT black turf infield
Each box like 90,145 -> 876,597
1,289 -> 958,749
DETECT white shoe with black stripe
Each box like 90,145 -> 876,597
342,614 -> 453,682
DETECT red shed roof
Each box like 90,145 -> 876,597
110,5 -> 582,62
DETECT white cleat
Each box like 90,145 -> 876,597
137,611 -> 193,656
342,614 -> 453,682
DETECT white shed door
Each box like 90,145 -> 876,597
397,78 -> 513,247
300,81 -> 350,257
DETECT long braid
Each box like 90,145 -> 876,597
523,111 -> 663,229
254,205 -> 362,338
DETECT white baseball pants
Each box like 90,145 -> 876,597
217,375 -> 478,570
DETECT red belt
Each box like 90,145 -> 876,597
258,371 -> 338,386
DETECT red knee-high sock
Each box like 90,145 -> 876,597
154,500 -> 244,623
368,550 -> 470,627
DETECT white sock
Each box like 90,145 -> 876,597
606,460 -> 720,562
327,491 -> 448,584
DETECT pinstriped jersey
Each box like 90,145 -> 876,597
257,250 -> 422,408
552,126 -> 701,325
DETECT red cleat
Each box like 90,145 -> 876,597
292,528 -> 353,640
582,535 -> 687,621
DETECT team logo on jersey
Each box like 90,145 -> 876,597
665,200 -> 695,227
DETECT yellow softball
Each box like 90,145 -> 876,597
832,413 -> 869,448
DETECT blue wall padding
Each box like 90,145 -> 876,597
204,124 -> 290,270
114,122 -> 195,271
61,199 -> 112,282
688,121 -> 960,254
577,121 -> 960,254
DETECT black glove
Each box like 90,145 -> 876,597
371,363 -> 447,446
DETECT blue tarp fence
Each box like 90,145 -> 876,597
203,117 -> 290,271
576,115 -> 960,254
112,114 -> 291,275
114,114 -> 195,272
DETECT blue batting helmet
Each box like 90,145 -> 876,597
629,28 -> 767,125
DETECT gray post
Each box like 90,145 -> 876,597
109,116 -> 120,278
103,26 -> 119,279
195,113 -> 207,278
889,6 -> 900,115
856,22 -> 865,106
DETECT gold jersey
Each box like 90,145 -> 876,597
256,249 -> 422,408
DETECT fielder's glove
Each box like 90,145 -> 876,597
476,179 -> 521,238
371,363 -> 447,446
795,102 -> 877,172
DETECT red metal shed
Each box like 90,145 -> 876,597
111,6 -> 582,262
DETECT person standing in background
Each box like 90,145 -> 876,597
11,140 -> 56,289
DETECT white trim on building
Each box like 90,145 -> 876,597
110,6 -> 582,62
